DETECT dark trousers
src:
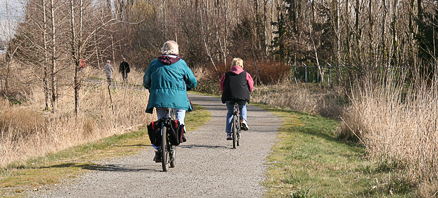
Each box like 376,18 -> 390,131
122,72 -> 128,83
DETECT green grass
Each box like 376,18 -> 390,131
255,104 -> 415,198
0,103 -> 210,197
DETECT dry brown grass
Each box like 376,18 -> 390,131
341,72 -> 438,196
251,80 -> 345,119
0,67 -> 154,167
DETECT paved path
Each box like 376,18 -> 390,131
33,93 -> 280,198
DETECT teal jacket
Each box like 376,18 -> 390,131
143,58 -> 197,113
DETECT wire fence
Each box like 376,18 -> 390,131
289,64 -> 410,83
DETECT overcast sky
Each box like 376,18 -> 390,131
0,0 -> 23,41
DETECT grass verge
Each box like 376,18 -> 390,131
255,103 -> 415,198
0,103 -> 210,198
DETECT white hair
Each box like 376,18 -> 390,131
161,40 -> 179,55
232,58 -> 243,68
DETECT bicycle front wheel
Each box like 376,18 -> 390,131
161,126 -> 169,172
237,114 -> 241,146
232,115 -> 237,149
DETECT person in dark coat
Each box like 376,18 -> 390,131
119,58 -> 130,83
220,58 -> 254,140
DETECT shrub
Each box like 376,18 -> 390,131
193,78 -> 221,95
193,59 -> 290,95
243,60 -> 290,85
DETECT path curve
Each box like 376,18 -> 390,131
33,93 -> 281,198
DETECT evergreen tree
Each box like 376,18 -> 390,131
415,1 -> 438,77
271,11 -> 286,60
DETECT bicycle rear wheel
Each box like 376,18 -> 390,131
161,126 -> 169,172
232,114 -> 237,149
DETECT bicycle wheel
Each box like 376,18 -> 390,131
161,125 -> 169,172
170,147 -> 176,168
232,114 -> 237,149
237,114 -> 241,146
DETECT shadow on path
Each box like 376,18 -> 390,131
42,162 -> 157,173
179,144 -> 229,149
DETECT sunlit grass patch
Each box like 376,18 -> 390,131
256,103 -> 416,197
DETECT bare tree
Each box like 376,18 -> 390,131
1,1 -> 20,98
49,0 -> 58,112
69,0 -> 116,115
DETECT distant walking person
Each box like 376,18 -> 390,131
80,59 -> 86,72
104,60 -> 114,86
119,58 -> 130,83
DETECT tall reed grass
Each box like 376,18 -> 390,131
341,71 -> 438,196
0,67 -> 154,167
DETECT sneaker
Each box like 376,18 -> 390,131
226,133 -> 232,140
154,151 -> 162,163
182,134 -> 187,142
241,120 -> 249,131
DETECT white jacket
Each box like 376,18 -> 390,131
104,63 -> 114,79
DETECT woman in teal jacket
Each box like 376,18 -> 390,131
143,40 -> 197,162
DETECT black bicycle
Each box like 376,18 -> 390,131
231,102 -> 241,149
160,108 -> 176,172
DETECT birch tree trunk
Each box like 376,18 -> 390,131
73,0 -> 84,115
50,0 -> 57,112
263,0 -> 268,57
392,0 -> 399,67
408,0 -> 416,70
163,0 -> 167,39
200,0 -> 217,71
369,0 -> 374,67
381,0 -> 388,67
418,0 -> 422,23
224,0 -> 228,65
346,0 -> 352,66
355,0 -> 362,66
309,4 -> 324,89
43,0 -> 50,110
334,0 -> 341,85
70,0 -> 79,115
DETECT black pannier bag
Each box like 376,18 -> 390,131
180,124 -> 186,143
148,119 -> 185,146
168,119 -> 184,146
147,120 -> 162,146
